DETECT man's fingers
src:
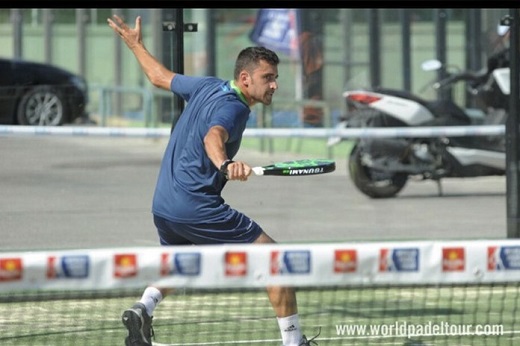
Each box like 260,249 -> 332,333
227,162 -> 251,181
107,16 -> 121,32
109,14 -> 128,31
135,16 -> 141,32
112,14 -> 124,25
108,14 -> 135,39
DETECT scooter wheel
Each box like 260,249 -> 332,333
348,144 -> 408,198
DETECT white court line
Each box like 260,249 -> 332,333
152,329 -> 520,346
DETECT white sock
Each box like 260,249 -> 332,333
277,314 -> 303,346
139,286 -> 163,317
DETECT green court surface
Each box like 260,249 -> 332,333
0,284 -> 518,346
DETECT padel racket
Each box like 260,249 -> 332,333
252,159 -> 335,176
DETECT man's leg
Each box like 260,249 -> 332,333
122,216 -> 187,345
254,232 -> 303,346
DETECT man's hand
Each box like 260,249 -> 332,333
107,15 -> 142,51
107,14 -> 174,90
225,161 -> 252,181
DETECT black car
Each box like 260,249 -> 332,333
0,57 -> 90,126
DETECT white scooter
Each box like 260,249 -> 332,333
329,59 -> 509,198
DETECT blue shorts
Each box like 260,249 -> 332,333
153,212 -> 264,245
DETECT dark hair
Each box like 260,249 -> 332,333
233,46 -> 279,80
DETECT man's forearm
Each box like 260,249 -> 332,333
204,126 -> 229,169
131,44 -> 175,90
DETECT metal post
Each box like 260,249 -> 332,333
465,9 -> 482,108
368,9 -> 381,88
435,9 -> 449,101
162,9 -> 184,131
109,9 -> 122,122
11,9 -> 23,59
400,9 -> 412,92
43,9 -> 52,64
206,9 -> 216,77
162,9 -> 197,131
341,9 -> 353,95
172,9 -> 185,131
466,9 -> 482,72
506,10 -> 520,238
76,9 -> 87,76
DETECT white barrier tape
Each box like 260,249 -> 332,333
0,124 -> 506,139
245,125 -> 506,138
0,125 -> 171,138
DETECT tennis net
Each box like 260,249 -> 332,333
1,240 -> 519,346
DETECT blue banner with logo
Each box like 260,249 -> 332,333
249,9 -> 300,58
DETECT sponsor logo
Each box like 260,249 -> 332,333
442,247 -> 465,272
284,324 -> 298,332
114,253 -> 138,278
271,250 -> 311,275
379,248 -> 419,272
334,249 -> 357,273
160,252 -> 201,276
47,255 -> 90,279
0,258 -> 22,282
225,251 -> 247,277
287,167 -> 324,175
488,246 -> 520,270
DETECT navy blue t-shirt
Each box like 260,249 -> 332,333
152,74 -> 250,223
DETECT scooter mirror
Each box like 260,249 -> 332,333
497,23 -> 510,36
421,59 -> 442,71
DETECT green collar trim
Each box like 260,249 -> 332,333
230,80 -> 248,106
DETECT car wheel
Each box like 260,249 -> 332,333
17,86 -> 67,126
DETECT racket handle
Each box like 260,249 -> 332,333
252,167 -> 264,176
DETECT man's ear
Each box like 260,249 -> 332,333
239,71 -> 250,87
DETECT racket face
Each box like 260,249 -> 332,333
262,159 -> 335,176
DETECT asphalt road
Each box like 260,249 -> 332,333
0,134 -> 507,252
